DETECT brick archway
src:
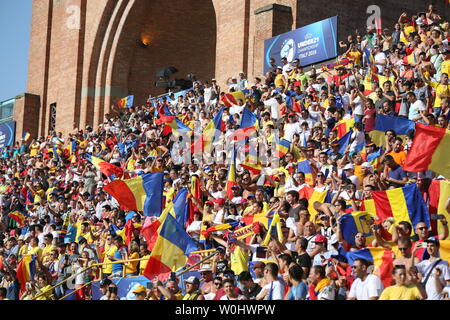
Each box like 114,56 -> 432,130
86,0 -> 217,128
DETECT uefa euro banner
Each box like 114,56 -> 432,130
264,16 -> 338,73
0,121 -> 16,151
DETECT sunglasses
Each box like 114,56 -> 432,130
214,282 -> 222,286
417,227 -> 427,231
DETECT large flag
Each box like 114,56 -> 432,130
85,154 -> 124,179
298,186 -> 331,218
428,180 -> 450,239
369,114 -> 415,147
172,187 -> 189,227
143,213 -> 197,281
339,211 -> 376,246
241,153 -> 262,175
16,255 -> 37,292
297,160 -> 314,186
371,184 -> 430,231
8,210 -> 29,228
337,129 -> 353,155
158,116 -> 192,137
241,213 -> 270,229
346,247 -> 394,288
402,52 -> 417,66
118,95 -> 134,109
226,148 -> 238,199
104,172 -> 164,216
221,91 -> 245,107
403,123 -> 450,178
142,202 -> 176,251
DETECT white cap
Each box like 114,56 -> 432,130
361,162 -> 373,170
343,164 -> 354,171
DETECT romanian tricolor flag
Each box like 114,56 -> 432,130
85,154 -> 124,180
192,107 -> 225,153
333,118 -> 355,139
141,201 -> 177,251
104,172 -> 164,216
8,210 -> 29,228
403,123 -> 450,178
241,153 -> 262,175
241,213 -> 269,229
346,247 -> 394,288
201,221 -> 240,239
143,213 -> 197,281
369,114 -> 415,147
339,211 -> 376,246
402,52 -> 417,66
371,184 -> 430,231
364,47 -> 375,66
234,108 -> 259,141
428,180 -> 450,238
226,148 -> 238,199
221,91 -> 245,107
297,160 -> 314,186
189,175 -> 202,226
298,186 -> 331,219
16,255 -> 37,293
118,95 -> 134,109
23,132 -> 31,142
275,137 -> 291,157
172,187 -> 189,227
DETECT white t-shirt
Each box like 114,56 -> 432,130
416,259 -> 450,300
258,280 -> 284,300
220,294 -> 244,300
374,52 -> 387,74
408,99 -> 426,121
283,122 -> 302,142
348,274 -> 384,300
263,98 -> 280,120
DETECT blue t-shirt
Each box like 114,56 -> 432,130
387,165 -> 407,188
286,282 -> 308,300
112,246 -> 127,274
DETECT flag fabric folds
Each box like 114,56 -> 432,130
371,184 -> 430,230
369,114 -> 415,147
275,137 -> 291,157
201,221 -> 240,239
226,148 -> 238,199
104,172 -> 164,216
346,247 -> 394,288
334,119 -> 355,139
339,211 -> 376,246
8,210 -> 29,228
428,180 -> 450,238
221,91 -> 245,107
16,255 -> 37,292
118,95 -> 134,109
85,154 -> 124,179
143,213 -> 197,281
194,107 -> 225,153
403,123 -> 450,178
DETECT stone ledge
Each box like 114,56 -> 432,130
255,3 -> 292,15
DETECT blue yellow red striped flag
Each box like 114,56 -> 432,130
85,153 -> 124,179
371,184 -> 430,231
104,172 -> 164,216
143,213 -> 197,281
297,160 -> 314,186
226,148 -> 238,199
118,95 -> 134,108
369,114 -> 415,147
221,91 -> 245,107
275,137 -> 291,157
16,254 -> 37,292
23,132 -> 31,142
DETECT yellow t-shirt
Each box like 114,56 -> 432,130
441,60 -> 450,78
28,246 -> 43,261
29,142 -> 40,157
348,51 -> 362,66
35,285 -> 54,300
230,246 -> 248,276
379,285 -> 420,300
125,252 -> 140,274
274,74 -> 285,88
400,26 -> 416,44
103,245 -> 118,274
430,82 -> 450,108
139,254 -> 151,275
42,244 -> 56,264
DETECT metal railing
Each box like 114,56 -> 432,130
29,250 -> 218,300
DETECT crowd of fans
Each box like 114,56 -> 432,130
1,4 -> 450,301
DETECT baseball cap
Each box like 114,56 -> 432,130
425,237 -> 440,245
314,234 -> 328,244
361,162 -> 373,170
252,261 -> 266,269
133,285 -> 147,294
184,276 -> 200,285
199,264 -> 213,273
212,198 -> 225,205
343,164 -> 354,171
288,112 -> 296,117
